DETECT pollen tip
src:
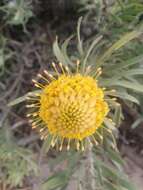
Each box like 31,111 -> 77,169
41,135 -> 44,140
39,128 -> 44,132
97,67 -> 102,71
32,79 -> 36,83
37,73 -> 42,78
33,113 -> 38,117
108,118 -> 113,122
34,93 -> 39,97
76,60 -> 80,65
81,145 -> 85,151
49,73 -> 53,78
28,92 -> 33,96
76,141 -> 80,150
67,145 -> 70,151
52,62 -> 56,67
44,70 -> 48,74
44,70 -> 53,78
32,125 -> 36,129
51,143 -> 55,148
26,104 -> 34,108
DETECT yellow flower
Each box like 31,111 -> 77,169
27,62 -> 110,151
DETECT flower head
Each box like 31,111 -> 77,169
27,62 -> 112,151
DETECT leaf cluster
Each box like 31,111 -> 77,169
0,0 -> 33,26
0,124 -> 38,187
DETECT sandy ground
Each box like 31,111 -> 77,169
122,145 -> 143,190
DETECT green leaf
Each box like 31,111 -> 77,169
42,171 -> 69,190
8,90 -> 41,106
103,179 -> 119,190
117,54 -> 143,70
116,0 -> 125,10
41,134 -> 52,154
107,147 -> 124,166
113,104 -> 122,127
115,92 -> 140,105
82,35 -> 102,72
123,69 -> 143,76
61,35 -> 74,66
96,163 -> 104,185
104,118 -> 116,131
96,29 -> 143,66
131,117 -> 143,129
7,94 -> 28,106
49,151 -> 80,171
103,80 -> 143,93
95,159 -> 136,190
77,17 -> 84,56
53,37 -> 68,66
101,164 -> 135,190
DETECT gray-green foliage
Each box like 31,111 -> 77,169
50,5 -> 143,189
0,0 -> 33,26
42,129 -> 134,190
0,35 -> 14,77
53,24 -> 143,105
0,0 -> 33,78
42,151 -> 80,190
3,0 -> 143,189
0,124 -> 38,187
0,0 -> 35,187
53,0 -> 143,109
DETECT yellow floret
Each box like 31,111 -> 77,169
39,74 -> 109,140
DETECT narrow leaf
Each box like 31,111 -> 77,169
53,37 -> 67,65
96,30 -> 142,66
117,54 -> 143,70
82,35 -> 102,72
103,80 -> 143,93
77,17 -> 84,56
8,94 -> 28,106
113,104 -> 122,127
41,134 -> 52,154
42,171 -> 69,190
8,90 -> 41,106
